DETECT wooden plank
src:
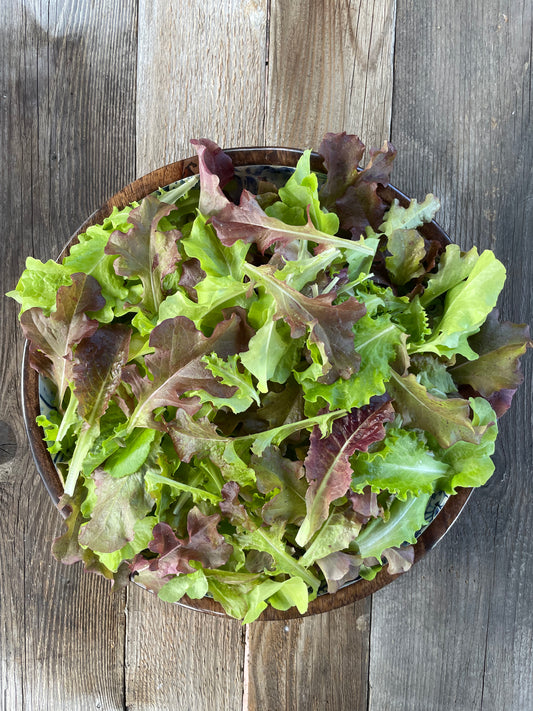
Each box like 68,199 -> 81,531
369,1 -> 533,710
246,2 -> 396,709
136,0 -> 269,174
265,0 -> 396,149
0,4 -> 29,704
127,3 -> 269,709
245,605 -> 371,711
125,587 -> 245,711
0,1 -> 138,708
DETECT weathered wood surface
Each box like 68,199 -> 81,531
1,1 -> 531,710
368,3 -> 533,711
0,2 -> 138,709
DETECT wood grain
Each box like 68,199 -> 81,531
369,1 -> 533,710
265,0 -> 396,149
136,0 -> 268,174
125,587 -> 245,711
246,605 -> 371,711
0,2 -> 137,709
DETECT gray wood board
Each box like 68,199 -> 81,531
368,1 -> 533,710
0,2 -> 138,709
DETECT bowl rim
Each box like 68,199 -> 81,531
21,146 -> 473,620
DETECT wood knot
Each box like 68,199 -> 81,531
0,422 -> 17,464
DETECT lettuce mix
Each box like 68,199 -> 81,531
8,134 -> 530,622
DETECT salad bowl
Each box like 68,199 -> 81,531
20,145 -> 476,620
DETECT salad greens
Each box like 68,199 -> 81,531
9,133 -> 530,622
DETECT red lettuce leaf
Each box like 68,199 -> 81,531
191,138 -> 234,216
316,550 -> 363,593
62,323 -> 132,496
105,195 -> 181,316
316,135 -> 397,239
347,487 -> 383,524
20,273 -> 105,402
125,309 -> 253,429
211,190 -> 377,260
383,545 -> 415,575
335,141 -> 397,238
178,258 -> 206,301
487,388 -> 519,418
220,481 -> 253,530
318,132 -> 366,208
73,324 -> 132,424
139,511 -> 233,576
52,489 -> 118,581
296,400 -> 395,546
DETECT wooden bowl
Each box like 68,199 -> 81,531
21,147 -> 472,620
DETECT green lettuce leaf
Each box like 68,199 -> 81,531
248,409 -> 348,457
180,212 -> 249,279
409,354 -> 457,398
265,150 -> 339,235
412,250 -> 506,359
158,274 -> 250,332
78,468 -> 155,553
300,512 -> 361,567
103,428 -> 159,478
385,229 -> 427,285
96,516 -> 158,572
274,247 -> 342,291
235,522 -> 320,593
166,410 -> 256,488
386,370 -> 485,448
158,568 -> 209,603
379,194 -> 440,236
144,469 -> 223,505
353,492 -> 432,562
252,446 -> 307,525
240,291 -> 303,392
430,397 -> 498,493
241,576 -> 309,623
298,312 -> 403,411
351,428 -> 449,499
7,257 -> 72,315
63,221 -> 132,323
419,244 -> 479,307
186,353 -> 260,414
